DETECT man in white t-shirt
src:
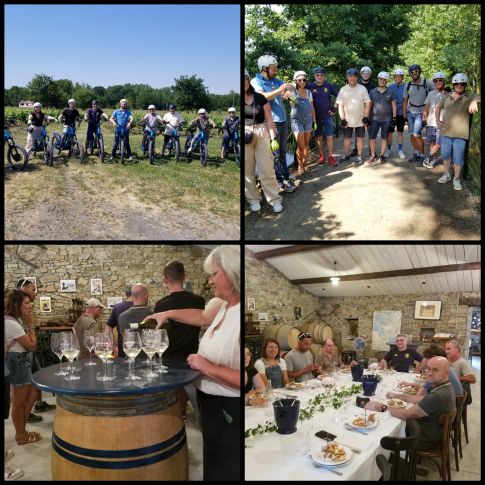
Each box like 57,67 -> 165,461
445,339 -> 475,405
284,332 -> 321,382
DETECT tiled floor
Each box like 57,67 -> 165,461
4,396 -> 203,480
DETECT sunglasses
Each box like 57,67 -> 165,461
298,332 -> 311,340
454,83 -> 467,87
410,70 -> 419,74
297,78 -> 307,83
433,79 -> 444,83
315,73 -> 324,76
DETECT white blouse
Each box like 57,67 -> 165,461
196,302 -> 240,397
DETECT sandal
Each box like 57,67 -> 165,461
5,467 -> 24,481
16,431 -> 42,445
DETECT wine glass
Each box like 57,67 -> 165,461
156,329 -> 169,374
123,329 -> 142,380
83,329 -> 97,366
408,364 -> 415,374
95,333 -> 115,381
62,333 -> 80,381
51,333 -> 69,376
103,329 -> 115,365
141,329 -> 158,378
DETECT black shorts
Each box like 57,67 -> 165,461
343,126 -> 366,138
387,115 -> 405,133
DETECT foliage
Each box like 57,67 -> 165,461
4,85 -> 30,106
467,110 -> 480,190
173,75 -> 210,111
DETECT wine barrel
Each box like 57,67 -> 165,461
261,324 -> 279,343
314,324 -> 334,345
276,325 -> 300,350
51,390 -> 187,480
311,344 -> 322,359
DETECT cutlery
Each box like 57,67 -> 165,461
344,423 -> 369,435
332,442 -> 361,454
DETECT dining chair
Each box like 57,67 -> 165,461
376,454 -> 391,481
452,392 -> 467,471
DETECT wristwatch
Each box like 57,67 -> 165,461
380,404 -> 388,412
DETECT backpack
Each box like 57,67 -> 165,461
406,79 -> 431,108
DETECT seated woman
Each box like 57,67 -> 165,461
245,346 -> 265,406
254,339 -> 289,389
314,338 -> 343,374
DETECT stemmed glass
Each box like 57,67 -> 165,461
141,329 -> 158,378
123,329 -> 142,381
156,329 -> 169,374
62,333 -> 80,381
95,332 -> 115,381
103,329 -> 115,365
51,333 -> 69,376
83,329 -> 97,366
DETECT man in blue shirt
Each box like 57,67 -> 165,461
379,334 -> 423,372
251,54 -> 297,192
386,68 -> 407,159
109,98 -> 134,161
308,67 -> 339,166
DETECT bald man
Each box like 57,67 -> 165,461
118,284 -> 152,357
365,356 -> 456,450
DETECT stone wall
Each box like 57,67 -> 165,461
4,245 -> 213,326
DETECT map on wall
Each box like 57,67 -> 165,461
372,311 -> 402,351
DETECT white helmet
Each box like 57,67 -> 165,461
198,108 -> 207,114
148,104 -> 156,110
120,98 -> 128,104
360,66 -> 372,74
33,102 -> 42,108
452,73 -> 468,84
68,98 -> 76,104
432,72 -> 446,81
293,70 -> 308,81
393,68 -> 405,76
377,71 -> 389,80
257,54 -> 278,71
228,107 -> 236,112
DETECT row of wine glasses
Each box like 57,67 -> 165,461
50,332 -> 80,381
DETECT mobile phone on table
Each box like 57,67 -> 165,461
315,430 -> 337,441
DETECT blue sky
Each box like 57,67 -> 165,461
5,4 -> 240,93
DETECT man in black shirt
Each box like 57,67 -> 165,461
154,260 -> 205,421
105,284 -> 134,357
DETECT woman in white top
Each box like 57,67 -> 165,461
254,338 -> 289,389
4,289 -> 41,445
147,245 -> 240,481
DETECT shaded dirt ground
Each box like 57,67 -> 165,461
245,129 -> 480,240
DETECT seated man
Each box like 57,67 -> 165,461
366,356 -> 456,450
445,339 -> 476,404
314,338 -> 343,374
379,334 -> 423,372
284,332 -> 321,382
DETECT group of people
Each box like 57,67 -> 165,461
245,331 -> 476,455
5,245 -> 240,481
245,54 -> 481,213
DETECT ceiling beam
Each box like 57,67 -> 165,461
290,262 -> 481,285
252,245 -> 353,260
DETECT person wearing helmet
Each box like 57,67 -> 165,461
386,68 -> 407,159
403,64 -> 435,163
308,66 -> 340,166
161,103 -> 183,156
366,72 -> 397,165
435,73 -> 481,191
140,104 -> 163,155
359,66 -> 376,93
421,73 -> 448,168
186,109 -> 217,163
109,99 -> 134,161
25,102 -> 56,159
335,68 -> 371,165
59,98 -> 81,134
251,55 -> 297,191
84,100 -> 109,155
221,107 -> 240,161
245,68 -> 283,213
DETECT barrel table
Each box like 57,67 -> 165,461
32,359 -> 200,480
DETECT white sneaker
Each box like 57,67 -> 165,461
438,173 -> 452,184
249,201 -> 261,212
453,179 -> 462,191
272,201 -> 283,213
384,149 -> 391,157
5,467 -> 24,481
398,150 -> 405,159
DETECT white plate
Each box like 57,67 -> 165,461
346,414 -> 379,429
286,382 -> 306,390
399,386 -> 418,395
310,444 -> 353,466
385,399 -> 407,408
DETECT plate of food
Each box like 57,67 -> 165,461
346,413 -> 379,429
386,398 -> 406,408
414,375 -> 427,383
340,367 -> 351,374
286,381 -> 306,390
400,385 -> 418,395
311,442 -> 353,466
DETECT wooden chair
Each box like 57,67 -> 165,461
452,392 -> 467,471
414,411 -> 456,481
376,454 -> 391,481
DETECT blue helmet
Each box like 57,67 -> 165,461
346,68 -> 359,77
408,64 -> 421,74
314,66 -> 326,74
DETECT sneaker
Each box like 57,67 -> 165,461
384,149 -> 391,157
366,154 -> 378,165
422,156 -> 431,168
327,156 -> 337,166
355,157 -> 364,165
318,154 -> 325,164
109,156 -> 114,161
5,467 -> 24,481
289,175 -> 302,186
272,201 -> 283,213
453,178 -> 462,191
186,147 -> 192,154
127,156 -> 133,161
277,182 -> 285,193
34,401 -> 56,412
282,180 -> 296,192
438,173 -> 452,184
27,413 -> 43,423
408,153 -> 420,163
379,155 -> 387,164
5,450 -> 14,463
398,150 -> 405,159
350,148 -> 358,158
249,201 -> 261,212
338,154 -> 350,163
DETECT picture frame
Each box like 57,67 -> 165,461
107,296 -> 123,309
91,278 -> 103,296
22,276 -> 37,293
414,300 -> 442,320
258,312 -> 268,322
294,306 -> 302,320
247,298 -> 256,311
39,296 -> 52,313
421,327 -> 435,343
60,279 -> 76,292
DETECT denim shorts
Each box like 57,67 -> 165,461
7,352 -> 33,387
440,136 -> 466,166
406,111 -> 423,137
369,120 -> 391,139
426,126 -> 441,145
291,115 -> 313,134
315,117 -> 334,137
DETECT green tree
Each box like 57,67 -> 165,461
52,79 -> 74,107
71,84 -> 96,110
173,75 -> 210,111
26,74 -> 58,107
4,86 -> 29,106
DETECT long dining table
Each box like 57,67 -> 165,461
245,370 -> 420,481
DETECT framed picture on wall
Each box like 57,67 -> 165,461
60,279 -> 76,292
91,278 -> 103,295
415,301 -> 442,320
107,296 -> 123,309
247,298 -> 256,311
258,313 -> 268,322
39,296 -> 52,313
421,327 -> 435,343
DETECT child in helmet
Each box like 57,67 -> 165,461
141,105 -> 163,154
221,107 -> 240,160
161,103 -> 183,153
186,109 -> 217,154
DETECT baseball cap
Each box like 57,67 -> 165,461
313,66 -> 326,74
86,298 -> 106,308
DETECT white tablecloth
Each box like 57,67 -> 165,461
245,372 -> 413,481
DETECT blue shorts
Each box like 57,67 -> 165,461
6,352 -> 33,387
291,115 -> 312,134
426,126 -> 441,145
315,117 -> 334,137
406,111 -> 423,137
369,120 -> 391,139
440,136 -> 466,166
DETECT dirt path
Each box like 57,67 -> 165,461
5,163 -> 239,240
245,129 -> 480,240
